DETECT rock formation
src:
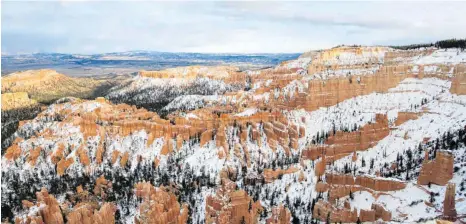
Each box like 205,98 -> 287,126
1,69 -> 117,103
13,186 -> 118,224
313,199 -> 391,223
443,183 -> 457,221
449,64 -> 466,94
3,45 -> 466,224
1,92 -> 38,111
206,178 -> 262,224
266,205 -> 291,224
66,203 -> 117,224
263,167 -> 299,183
313,199 -> 358,223
134,182 -> 189,224
303,114 -> 390,161
418,151 -> 454,186
323,173 -> 406,201
139,65 -> 242,83
17,188 -> 65,224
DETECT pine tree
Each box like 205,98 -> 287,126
356,217 -> 362,224
240,216 -> 246,224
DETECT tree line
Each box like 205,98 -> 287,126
391,38 -> 466,50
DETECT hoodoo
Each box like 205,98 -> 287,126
2,43 -> 466,223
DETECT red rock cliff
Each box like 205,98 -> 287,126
418,151 -> 454,186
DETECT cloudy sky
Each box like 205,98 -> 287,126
2,1 -> 466,54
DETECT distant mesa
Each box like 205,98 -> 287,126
1,69 -> 122,104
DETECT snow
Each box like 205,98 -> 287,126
286,78 -> 450,145
282,76 -> 466,222
424,65 -> 439,74
321,48 -> 388,66
310,66 -> 381,79
3,49 -> 466,224
184,141 -> 225,176
415,48 -> 466,65
349,191 -> 375,212
107,76 -> 241,109
281,57 -> 312,70
186,113 -> 199,120
235,108 -> 258,117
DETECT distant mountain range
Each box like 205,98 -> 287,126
1,51 -> 300,76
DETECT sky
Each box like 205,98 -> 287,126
2,1 -> 466,54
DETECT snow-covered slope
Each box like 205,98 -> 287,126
3,46 -> 466,223
106,75 -> 243,112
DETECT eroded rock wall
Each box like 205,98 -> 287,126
134,182 -> 189,224
303,114 -> 389,161
443,183 -> 457,220
418,151 -> 454,186
206,178 -> 262,224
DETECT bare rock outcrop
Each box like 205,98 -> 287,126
326,173 -> 406,191
134,182 -> 189,224
303,114 -> 389,161
443,183 -> 457,221
266,205 -> 291,224
206,178 -> 263,224
313,200 -> 391,223
263,167 -> 299,183
313,199 -> 358,223
418,151 -> 454,186
14,188 -> 64,224
139,66 -> 242,82
449,64 -> 466,94
67,203 -> 117,224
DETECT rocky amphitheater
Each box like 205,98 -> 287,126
2,46 -> 466,223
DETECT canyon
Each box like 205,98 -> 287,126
2,45 -> 466,223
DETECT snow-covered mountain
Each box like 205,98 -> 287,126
2,46 -> 466,224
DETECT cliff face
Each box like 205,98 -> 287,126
139,66 -> 241,81
418,151 -> 454,186
443,183 -> 457,220
450,64 -> 466,94
308,46 -> 389,71
303,114 -> 389,161
313,199 -> 391,223
325,173 -> 406,193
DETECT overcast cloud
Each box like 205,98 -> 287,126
2,1 -> 466,54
